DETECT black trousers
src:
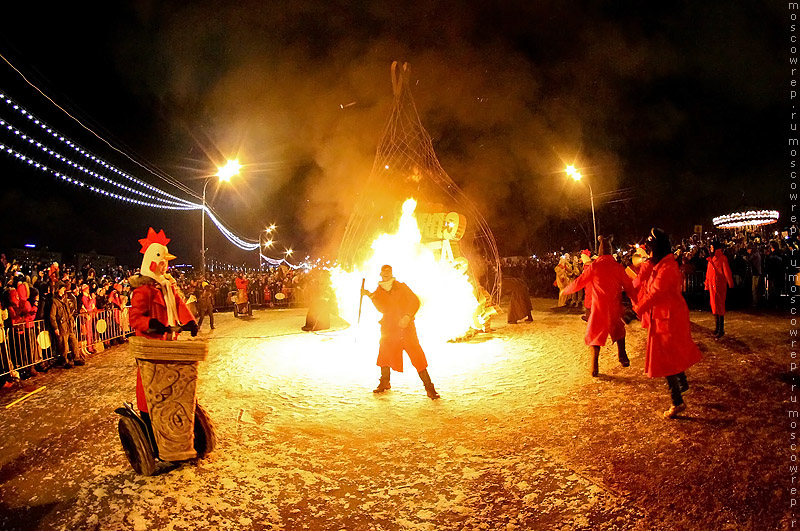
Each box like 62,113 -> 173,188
197,306 -> 214,329
665,372 -> 687,406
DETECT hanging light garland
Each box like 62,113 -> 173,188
1,91 -> 195,205
0,121 -> 194,208
259,251 -> 303,269
0,88 -> 263,251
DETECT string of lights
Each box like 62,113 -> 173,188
0,91 -> 195,207
0,141 -> 199,209
0,119 -> 195,208
259,252 -> 302,269
0,53 -> 200,199
204,209 -> 260,251
0,89 -> 263,251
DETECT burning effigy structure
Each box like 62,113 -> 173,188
334,62 -> 501,343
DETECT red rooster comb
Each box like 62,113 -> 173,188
138,227 -> 171,254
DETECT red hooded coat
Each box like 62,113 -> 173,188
562,255 -> 634,346
705,249 -> 734,315
634,254 -> 702,378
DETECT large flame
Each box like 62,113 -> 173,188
332,199 -> 481,345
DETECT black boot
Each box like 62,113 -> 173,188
590,346 -> 601,377
716,315 -> 725,339
713,315 -> 721,337
418,369 -> 440,399
677,372 -> 690,394
617,338 -> 630,367
373,366 -> 391,393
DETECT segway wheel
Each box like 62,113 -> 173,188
118,416 -> 156,476
233,305 -> 239,318
247,304 -> 252,316
194,403 -> 217,458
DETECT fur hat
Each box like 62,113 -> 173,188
597,235 -> 613,256
646,228 -> 672,263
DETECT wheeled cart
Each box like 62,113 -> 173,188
229,289 -> 252,317
116,336 -> 216,476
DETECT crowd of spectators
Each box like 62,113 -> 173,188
500,230 -> 797,310
0,253 -> 314,385
0,228 -> 794,385
177,266 -> 312,311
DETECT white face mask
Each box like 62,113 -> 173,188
379,278 -> 395,291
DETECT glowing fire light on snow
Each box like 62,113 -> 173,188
332,199 -> 481,345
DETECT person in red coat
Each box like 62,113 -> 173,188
633,228 -> 702,419
562,236 -> 634,376
705,240 -> 734,338
361,264 -> 440,399
234,272 -> 249,303
128,228 -> 198,423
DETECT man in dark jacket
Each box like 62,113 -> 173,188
196,281 -> 216,330
361,264 -> 440,399
50,281 -> 85,368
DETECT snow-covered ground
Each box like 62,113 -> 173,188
0,300 -> 790,530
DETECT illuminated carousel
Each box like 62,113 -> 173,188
712,209 -> 780,238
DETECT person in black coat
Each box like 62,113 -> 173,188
504,277 -> 533,324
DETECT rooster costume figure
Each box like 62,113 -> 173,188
128,228 -> 198,416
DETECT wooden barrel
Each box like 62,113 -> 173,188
130,336 -> 209,461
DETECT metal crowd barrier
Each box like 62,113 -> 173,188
76,307 -> 131,353
0,307 -> 133,379
0,319 -> 54,377
682,271 -> 793,298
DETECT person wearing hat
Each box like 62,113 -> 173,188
554,255 -> 572,307
50,281 -> 85,368
562,236 -> 634,377
361,264 -> 440,399
705,240 -> 734,339
633,228 -> 702,419
196,280 -> 217,330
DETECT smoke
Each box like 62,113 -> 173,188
111,0 -> 782,257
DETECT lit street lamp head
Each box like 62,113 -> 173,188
565,165 -> 582,181
217,159 -> 241,182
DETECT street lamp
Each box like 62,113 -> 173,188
566,165 -> 597,253
258,229 -> 275,270
201,159 -> 241,277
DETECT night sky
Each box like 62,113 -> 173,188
0,1 -> 786,268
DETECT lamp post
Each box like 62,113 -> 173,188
258,227 -> 275,270
201,159 -> 241,277
566,165 -> 597,253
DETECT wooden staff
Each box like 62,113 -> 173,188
357,278 -> 366,324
